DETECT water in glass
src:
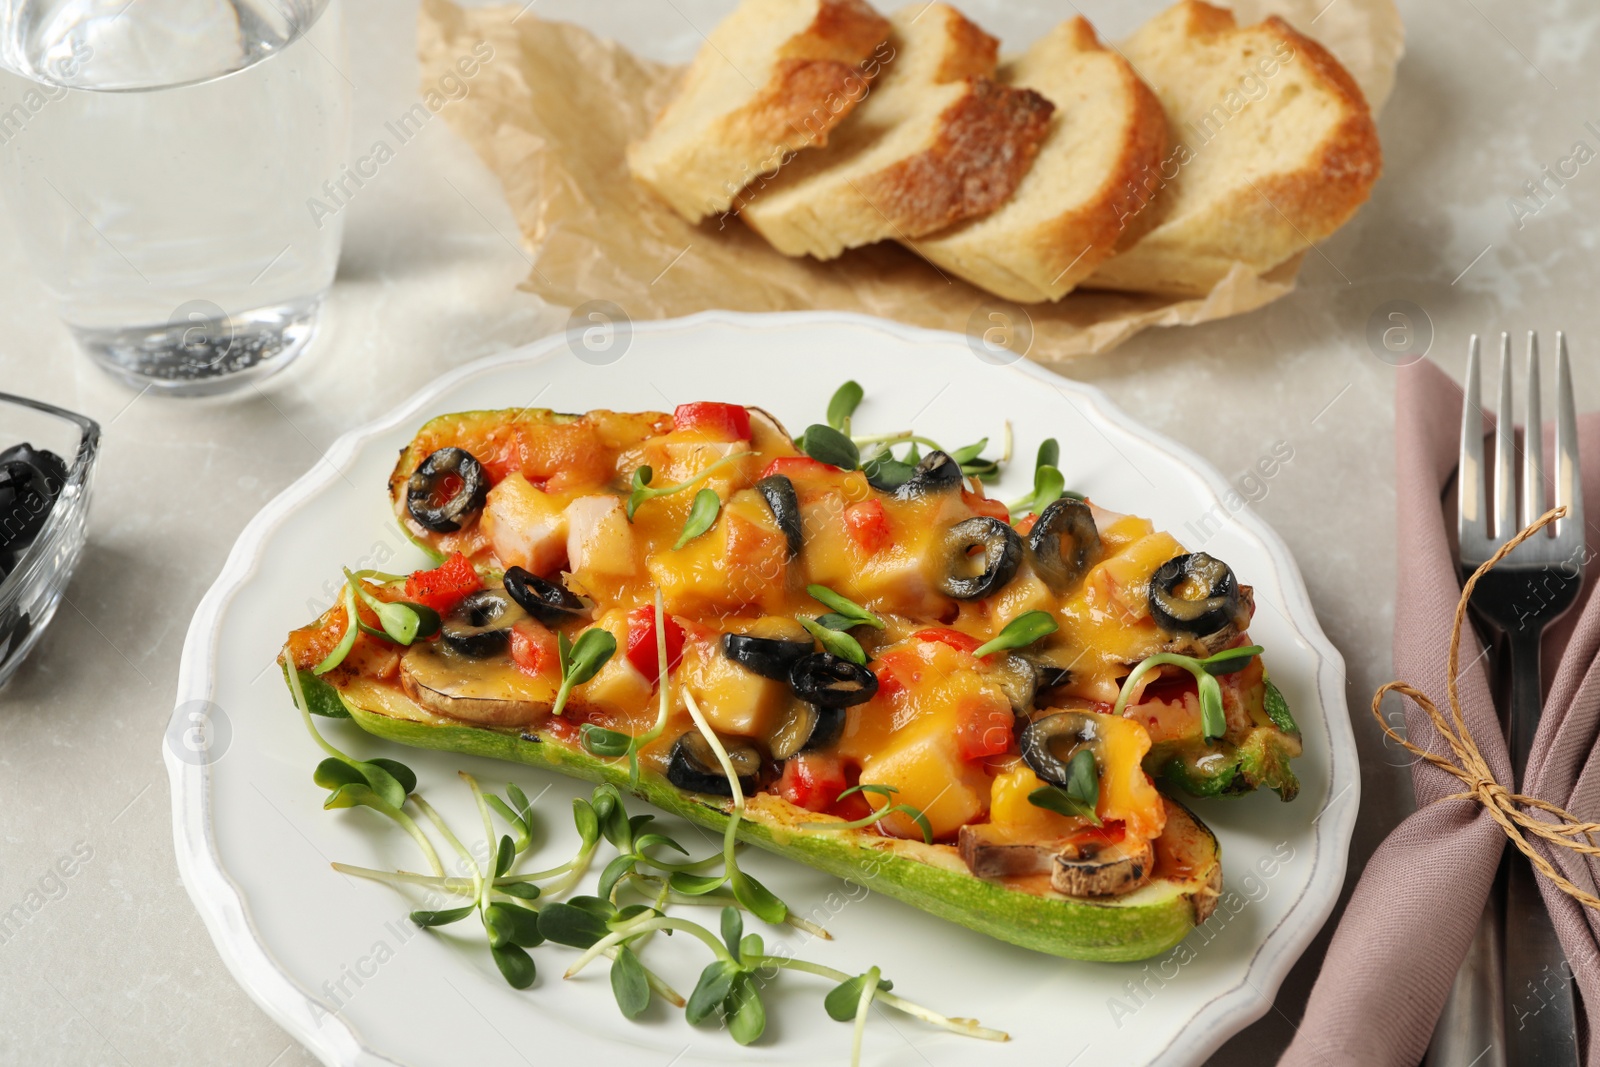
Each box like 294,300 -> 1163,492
0,0 -> 350,395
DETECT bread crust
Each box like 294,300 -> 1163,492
911,17 -> 1170,302
739,4 -> 1053,259
1085,1 -> 1382,297
628,0 -> 893,223
859,77 -> 1054,239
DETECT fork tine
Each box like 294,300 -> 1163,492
1555,331 -> 1584,543
1494,332 -> 1517,539
1523,332 -> 1544,529
1459,334 -> 1490,562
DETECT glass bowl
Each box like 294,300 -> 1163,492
0,393 -> 99,689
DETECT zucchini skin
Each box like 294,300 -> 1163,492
288,668 -> 1217,963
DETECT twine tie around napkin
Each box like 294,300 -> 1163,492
1373,505 -> 1600,911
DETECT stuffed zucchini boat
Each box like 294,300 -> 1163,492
281,401 -> 1303,962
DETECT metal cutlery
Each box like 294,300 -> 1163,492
1431,331 -> 1584,1066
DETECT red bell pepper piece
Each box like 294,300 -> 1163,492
843,499 -> 890,554
624,605 -> 685,682
403,553 -> 481,614
673,402 -> 751,441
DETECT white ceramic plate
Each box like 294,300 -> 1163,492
166,311 -> 1356,1067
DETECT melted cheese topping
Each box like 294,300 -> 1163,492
293,405 -> 1268,857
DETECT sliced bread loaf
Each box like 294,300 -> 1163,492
627,0 -> 892,224
738,3 -> 1054,260
911,17 -> 1168,302
1085,0 -> 1381,297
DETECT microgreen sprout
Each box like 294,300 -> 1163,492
1112,645 -> 1264,741
311,571 -> 440,675
795,423 -> 860,470
551,626 -> 618,719
826,380 -> 864,435
298,676 -> 1007,1063
626,452 -> 752,521
807,584 -> 884,630
1006,437 -> 1087,518
972,609 -> 1058,659
802,381 -> 1011,487
673,488 -> 721,549
797,615 -> 867,665
1027,749 -> 1101,825
797,784 -> 934,844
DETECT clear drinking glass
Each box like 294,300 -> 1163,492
0,0 -> 350,396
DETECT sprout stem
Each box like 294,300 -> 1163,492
851,965 -> 880,1067
413,795 -> 479,898
752,956 -> 1008,1042
331,863 -> 474,893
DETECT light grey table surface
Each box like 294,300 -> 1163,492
3,0 -> 1597,1063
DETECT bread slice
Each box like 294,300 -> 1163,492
910,18 -> 1168,302
738,3 -> 1054,260
627,0 -> 892,224
1084,0 -> 1381,297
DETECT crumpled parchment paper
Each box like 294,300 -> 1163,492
418,0 -> 1403,363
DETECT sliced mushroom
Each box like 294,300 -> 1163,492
958,824 -> 1055,879
1050,837 -> 1155,898
399,641 -> 552,726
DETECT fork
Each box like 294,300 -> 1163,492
1433,331 -> 1585,1067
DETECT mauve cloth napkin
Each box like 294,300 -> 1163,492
1280,358 -> 1600,1067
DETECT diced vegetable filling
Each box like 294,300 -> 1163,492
289,402 -> 1301,901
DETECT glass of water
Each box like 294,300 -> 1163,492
0,0 -> 350,396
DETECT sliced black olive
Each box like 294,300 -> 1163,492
937,517 -> 1023,600
0,442 -> 68,489
503,566 -> 587,624
754,474 -> 803,558
1033,664 -> 1073,697
894,450 -> 963,499
666,731 -> 761,796
789,653 -> 878,708
406,447 -> 489,533
441,588 -> 523,658
0,445 -> 66,552
989,655 -> 1038,716
1028,497 -> 1101,594
769,703 -> 846,760
722,633 -> 813,680
1021,712 -> 1102,787
1148,553 -> 1241,637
